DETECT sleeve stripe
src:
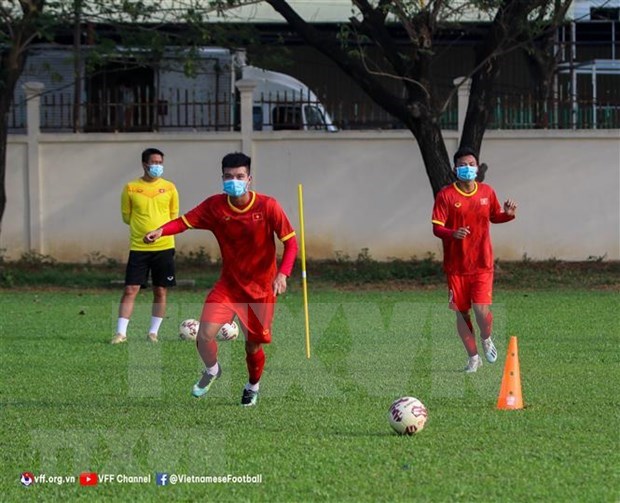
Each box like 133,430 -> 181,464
181,215 -> 194,229
432,219 -> 445,226
280,231 -> 296,242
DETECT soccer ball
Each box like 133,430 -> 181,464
179,318 -> 200,341
387,396 -> 428,436
216,320 -> 239,341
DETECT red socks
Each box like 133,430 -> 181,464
246,348 -> 266,385
456,313 -> 478,356
198,338 -> 218,368
479,311 -> 494,340
197,338 -> 266,384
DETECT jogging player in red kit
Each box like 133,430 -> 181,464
432,147 -> 517,373
144,152 -> 298,405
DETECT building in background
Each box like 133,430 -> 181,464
8,0 -> 620,131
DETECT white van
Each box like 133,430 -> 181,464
10,45 -> 337,133
241,65 -> 338,132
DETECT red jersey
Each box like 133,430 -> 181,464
181,191 -> 296,298
432,182 -> 510,274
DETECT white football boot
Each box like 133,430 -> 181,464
464,354 -> 483,373
482,337 -> 498,363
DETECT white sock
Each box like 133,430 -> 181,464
245,382 -> 259,392
149,316 -> 163,335
116,317 -> 130,336
206,362 -> 219,376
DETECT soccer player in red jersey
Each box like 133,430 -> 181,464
432,147 -> 517,373
144,152 -> 298,405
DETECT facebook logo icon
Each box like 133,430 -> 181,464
156,473 -> 169,486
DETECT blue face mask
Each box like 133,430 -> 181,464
223,179 -> 248,197
147,164 -> 164,178
455,165 -> 478,181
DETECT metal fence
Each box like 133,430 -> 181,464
8,92 -> 620,132
488,95 -> 620,130
29,90 -> 235,132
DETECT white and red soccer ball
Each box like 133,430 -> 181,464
388,396 -> 428,435
179,319 -> 239,342
179,319 -> 200,341
216,321 -> 239,341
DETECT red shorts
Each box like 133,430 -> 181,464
447,272 -> 494,312
201,284 -> 276,344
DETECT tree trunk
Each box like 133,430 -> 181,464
460,59 -> 500,155
0,119 -> 7,237
263,0 -> 455,197
410,119 -> 454,197
460,0 -> 556,154
525,35 -> 561,129
0,45 -> 35,240
0,0 -> 45,240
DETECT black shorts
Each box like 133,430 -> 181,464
124,249 -> 176,288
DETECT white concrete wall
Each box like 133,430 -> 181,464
3,128 -> 619,262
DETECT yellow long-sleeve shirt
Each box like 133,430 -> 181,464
121,177 -> 179,251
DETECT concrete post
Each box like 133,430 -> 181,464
23,81 -> 45,254
453,77 -> 471,136
235,78 -> 257,161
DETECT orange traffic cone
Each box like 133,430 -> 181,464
497,335 -> 524,410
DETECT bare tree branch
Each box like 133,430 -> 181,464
265,0 -> 408,120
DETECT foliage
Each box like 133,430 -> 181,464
261,0 -> 573,196
0,288 -> 618,501
85,251 -> 121,268
310,249 -> 444,285
0,248 -> 618,290
0,0 -> 262,241
175,246 -> 219,268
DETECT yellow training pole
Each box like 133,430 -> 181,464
298,183 -> 311,359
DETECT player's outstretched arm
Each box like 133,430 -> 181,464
143,217 -> 189,243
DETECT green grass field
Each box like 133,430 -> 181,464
1,287 -> 618,502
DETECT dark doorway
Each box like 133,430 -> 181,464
85,62 -> 155,131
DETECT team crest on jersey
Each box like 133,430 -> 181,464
480,198 -> 489,205
159,188 -> 166,193
252,212 -> 263,221
454,202 -> 461,208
